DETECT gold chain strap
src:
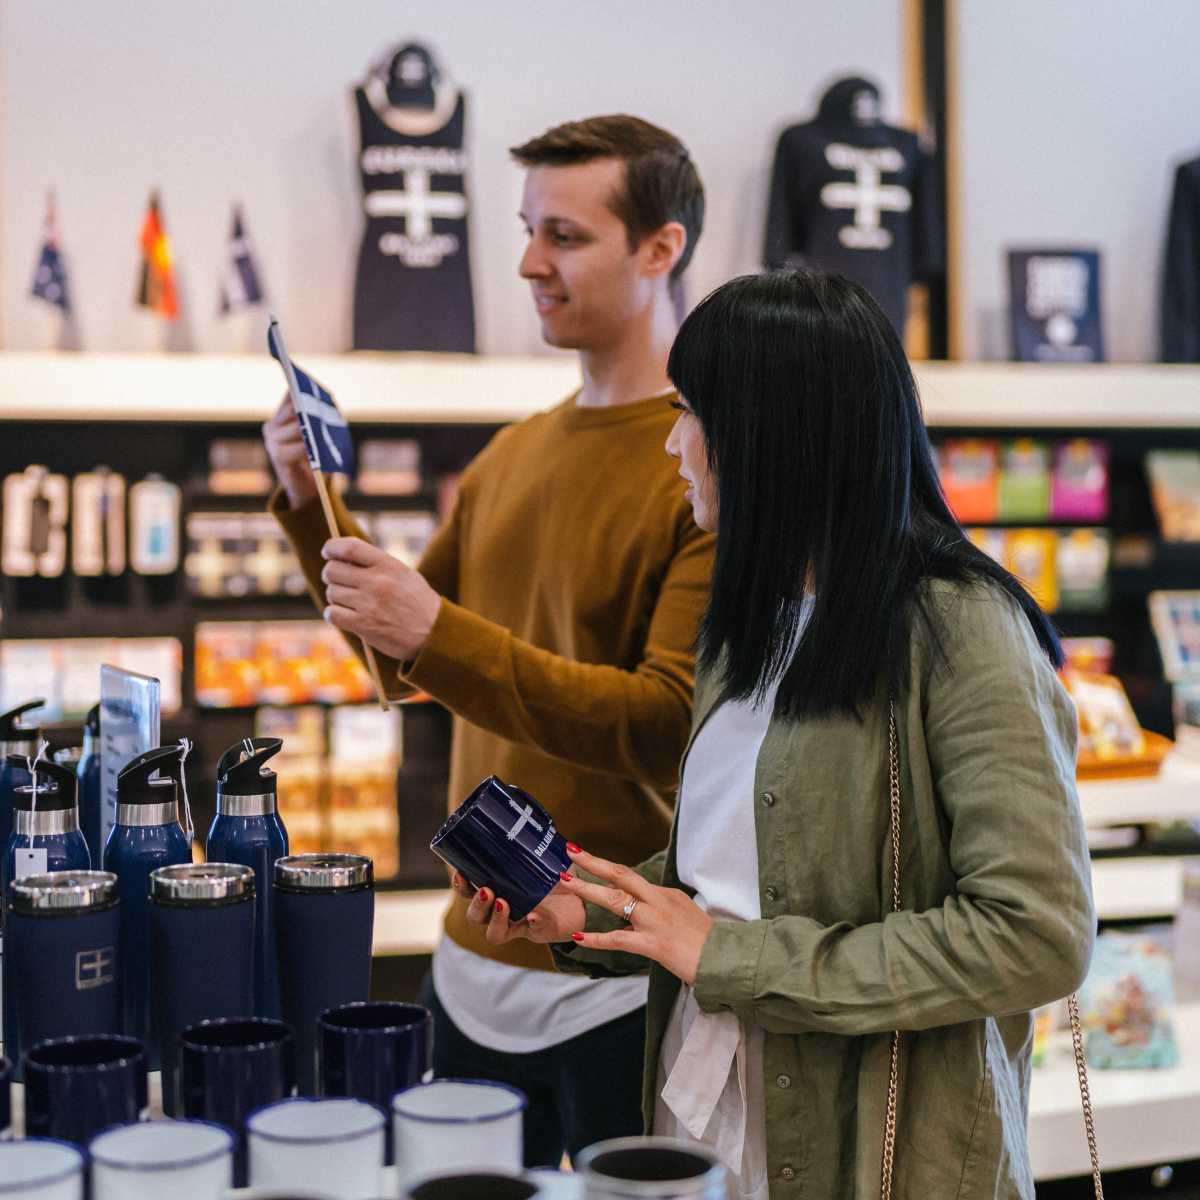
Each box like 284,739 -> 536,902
1067,992 -> 1105,1198
880,701 -> 901,1200
880,702 -> 1103,1200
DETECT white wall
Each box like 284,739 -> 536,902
956,0 -> 1200,362
0,0 -> 901,357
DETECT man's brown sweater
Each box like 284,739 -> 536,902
273,391 -> 715,971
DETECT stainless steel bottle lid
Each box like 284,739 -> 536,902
274,853 -> 373,893
150,862 -> 255,904
10,870 -> 119,915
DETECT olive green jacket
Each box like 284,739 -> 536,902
557,580 -> 1095,1199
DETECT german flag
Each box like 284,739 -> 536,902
136,191 -> 179,319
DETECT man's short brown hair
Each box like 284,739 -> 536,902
510,114 -> 704,280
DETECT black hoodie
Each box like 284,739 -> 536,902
763,76 -> 942,334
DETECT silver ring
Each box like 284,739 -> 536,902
622,897 -> 639,923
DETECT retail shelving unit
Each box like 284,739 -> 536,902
4,354 -> 1200,1186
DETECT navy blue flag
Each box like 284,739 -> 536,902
30,192 -> 70,312
219,204 -> 264,314
267,318 -> 355,477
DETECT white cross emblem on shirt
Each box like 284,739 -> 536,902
506,798 -> 544,841
365,167 -> 467,241
820,143 -> 911,251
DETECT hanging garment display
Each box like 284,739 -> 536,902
352,41 -> 475,352
763,76 -> 941,334
1162,155 -> 1200,362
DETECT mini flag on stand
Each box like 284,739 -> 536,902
269,315 -> 387,708
136,190 -> 179,319
268,318 -> 355,478
219,204 -> 264,314
30,191 -> 71,312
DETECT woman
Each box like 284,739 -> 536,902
461,270 -> 1094,1199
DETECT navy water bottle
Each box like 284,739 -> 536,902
6,871 -> 120,1080
150,862 -> 256,1116
0,700 -> 44,859
104,743 -> 193,1059
77,704 -> 103,866
207,738 -> 289,1019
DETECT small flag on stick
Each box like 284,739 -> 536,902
219,204 -> 264,314
136,190 -> 179,319
268,316 -> 388,709
31,191 -> 70,313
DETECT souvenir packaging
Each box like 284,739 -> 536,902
997,439 -> 1051,521
128,477 -> 181,575
1079,931 -> 1180,1068
1145,450 -> 1200,541
71,468 -> 126,577
938,440 -> 998,523
1057,529 -> 1110,611
1050,440 -> 1108,522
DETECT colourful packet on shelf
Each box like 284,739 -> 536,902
1079,931 -> 1179,1069
998,439 -> 1051,521
1051,439 -> 1109,522
1057,529 -> 1110,611
939,439 -> 999,523
1005,529 -> 1059,613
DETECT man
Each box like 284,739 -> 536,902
263,115 -> 712,1166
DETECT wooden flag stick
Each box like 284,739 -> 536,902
310,467 -> 390,712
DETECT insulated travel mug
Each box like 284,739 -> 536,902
6,871 -> 119,1080
0,1054 -> 11,1138
23,1034 -> 147,1148
207,737 -> 289,1019
430,776 -> 571,921
104,744 -> 193,1059
275,853 -> 374,1094
149,863 -> 255,1116
76,705 -> 102,867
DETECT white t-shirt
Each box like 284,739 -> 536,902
433,926 -> 648,1055
654,601 -> 810,1200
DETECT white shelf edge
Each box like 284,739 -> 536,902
1079,755 -> 1200,828
2,352 -> 1200,427
371,887 -> 452,957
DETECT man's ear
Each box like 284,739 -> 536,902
641,221 -> 687,280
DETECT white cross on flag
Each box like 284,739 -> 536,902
267,318 -> 356,478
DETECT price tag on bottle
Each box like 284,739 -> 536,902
14,848 -> 48,879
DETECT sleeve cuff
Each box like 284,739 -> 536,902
402,598 -> 503,697
693,918 -> 769,1017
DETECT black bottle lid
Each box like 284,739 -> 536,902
117,743 -> 184,806
1,699 -> 45,746
6,755 -> 78,812
84,704 -> 100,737
216,737 -> 282,798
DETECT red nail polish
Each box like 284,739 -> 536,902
478,889 -> 490,902
560,871 -> 573,882
566,843 -> 582,855
571,932 -> 585,942
494,899 -> 505,913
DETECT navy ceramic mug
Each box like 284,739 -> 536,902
318,1001 -> 430,1164
180,1016 -> 295,1186
23,1034 -> 148,1148
430,777 -> 571,921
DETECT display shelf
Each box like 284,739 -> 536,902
4,352 -> 1200,428
1029,1002 -> 1200,1180
1091,856 -> 1183,921
1078,755 -> 1200,828
371,887 -> 452,957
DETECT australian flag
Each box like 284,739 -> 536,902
268,318 -> 355,477
219,204 -> 264,314
30,192 -> 70,312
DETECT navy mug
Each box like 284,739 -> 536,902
275,854 -> 374,1095
430,777 -> 571,921
23,1034 -> 148,1148
404,1177 -> 543,1200
6,871 -> 120,1082
0,1055 -> 11,1138
180,1016 -> 296,1186
149,863 -> 255,1117
318,1001 -> 430,1164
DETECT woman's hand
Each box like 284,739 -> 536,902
557,848 -> 714,986
454,871 -> 586,946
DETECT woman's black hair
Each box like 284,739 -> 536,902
667,269 -> 1062,718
